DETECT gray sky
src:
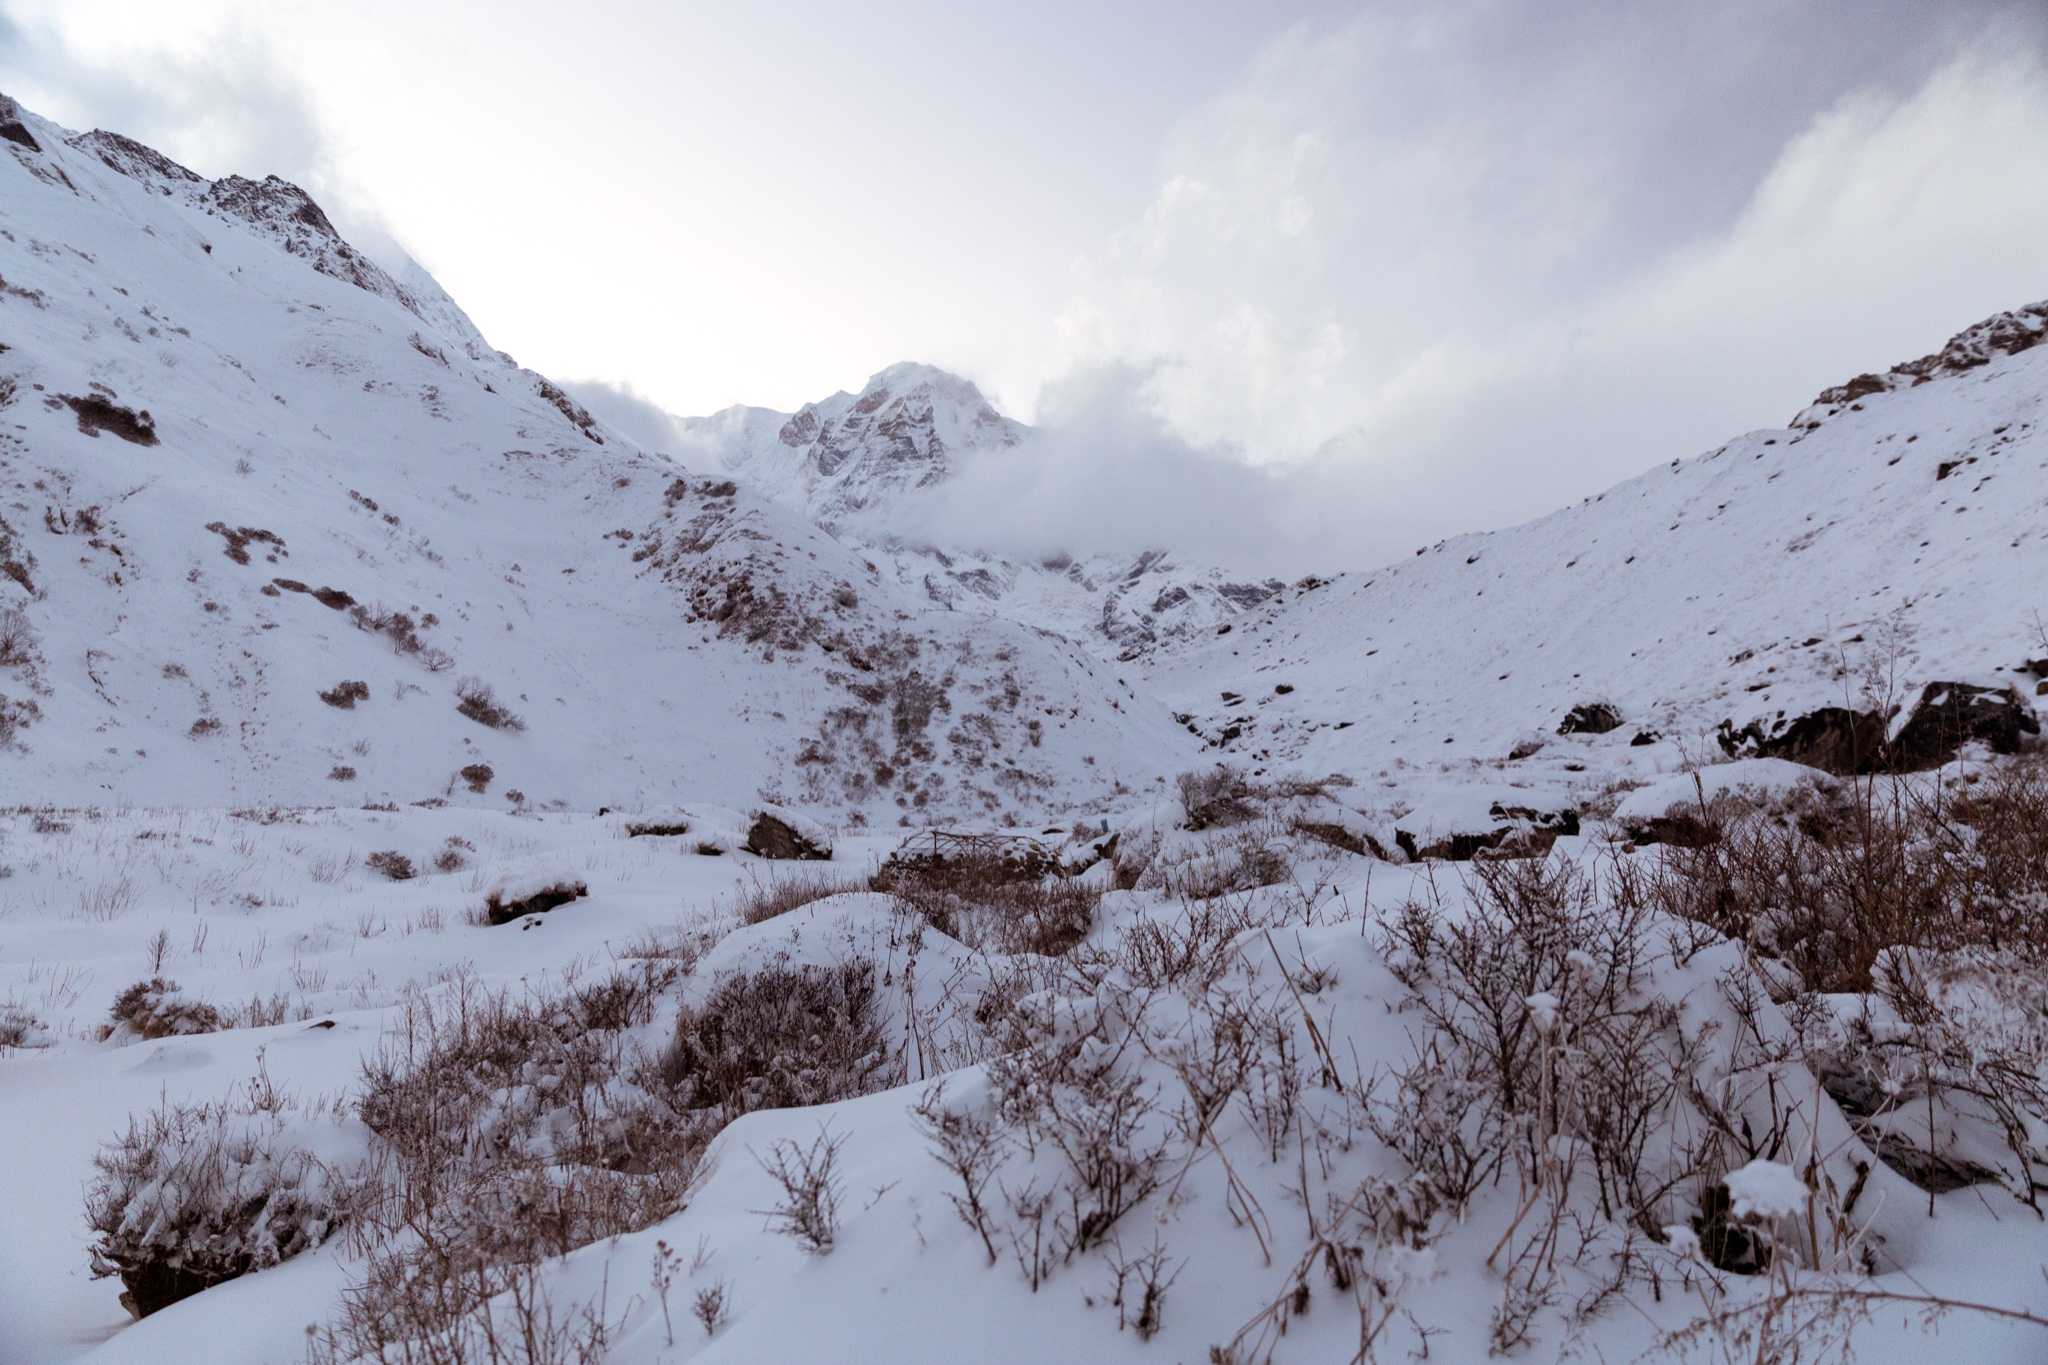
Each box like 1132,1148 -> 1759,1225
5,1 -> 2047,570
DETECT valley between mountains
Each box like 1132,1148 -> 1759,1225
1,95 -> 2046,1365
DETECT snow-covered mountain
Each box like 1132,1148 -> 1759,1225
677,362 -> 1024,526
6,88 -> 2048,1365
1150,297 -> 2048,798
678,364 -> 1288,657
0,96 -> 1190,818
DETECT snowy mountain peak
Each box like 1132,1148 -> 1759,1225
684,360 -> 1023,525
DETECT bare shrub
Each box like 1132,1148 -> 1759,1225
328,765 -> 357,782
692,1279 -> 729,1336
1143,822 -> 1295,901
753,1125 -> 844,1252
625,815 -> 691,837
319,679 -> 370,710
1637,760 -> 2048,993
326,969 -> 692,1360
887,853 -> 1100,956
86,1094 -> 345,1317
913,1082 -> 1010,1264
1118,896 -> 1258,991
432,837 -> 473,874
365,850 -> 415,882
454,676 -> 524,731
978,979 -> 1172,1270
0,604 -> 35,667
1177,764 -> 1254,829
658,962 -> 894,1118
1107,1233 -> 1182,1340
105,977 -> 222,1041
349,604 -> 451,671
458,763 -> 492,794
734,866 -> 864,925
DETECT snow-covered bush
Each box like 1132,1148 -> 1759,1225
1175,764 -> 1254,829
1139,821 -> 1296,901
1632,757 -> 2048,993
332,965 -> 693,1361
0,1002 -> 54,1049
85,1095 -> 350,1317
659,960 -> 893,1116
103,976 -> 222,1041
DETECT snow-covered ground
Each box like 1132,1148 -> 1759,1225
1,91 -> 2045,1365
5,800 -> 2046,1364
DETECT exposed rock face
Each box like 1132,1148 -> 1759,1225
1760,707 -> 1887,776
1889,682 -> 2039,769
1793,300 -> 2048,430
1718,683 -> 2037,774
689,363 -> 1025,527
1394,802 -> 1578,862
68,129 -> 437,325
679,371 -> 1284,661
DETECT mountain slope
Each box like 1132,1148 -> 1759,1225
0,97 -> 1191,818
1148,302 -> 2048,789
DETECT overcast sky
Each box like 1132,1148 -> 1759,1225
4,1 -> 2047,571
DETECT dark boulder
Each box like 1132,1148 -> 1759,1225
746,811 -> 832,860
1558,702 -> 1623,736
1764,707 -> 1888,775
483,879 -> 587,926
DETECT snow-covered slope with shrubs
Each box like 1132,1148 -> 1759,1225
0,96 -> 1191,820
1152,303 -> 2048,789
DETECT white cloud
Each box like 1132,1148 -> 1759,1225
1029,5 -> 2048,572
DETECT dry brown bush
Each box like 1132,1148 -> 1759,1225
886,852 -> 1100,956
0,604 -> 36,667
365,850 -> 416,882
325,965 -> 690,1361
1633,757 -> 2048,992
454,676 -> 524,731
733,866 -> 864,925
319,679 -> 370,709
658,961 -> 894,1116
1142,822 -> 1296,902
